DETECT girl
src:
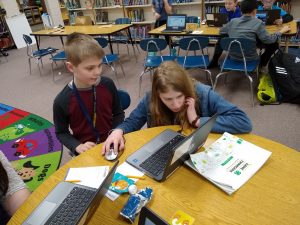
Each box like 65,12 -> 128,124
102,61 -> 252,154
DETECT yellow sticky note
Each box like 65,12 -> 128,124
169,210 -> 195,225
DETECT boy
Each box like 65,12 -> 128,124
209,0 -> 290,70
258,0 -> 293,24
53,33 -> 124,156
220,0 -> 241,21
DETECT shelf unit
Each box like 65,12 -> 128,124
0,13 -> 15,49
59,0 -> 204,38
21,6 -> 42,26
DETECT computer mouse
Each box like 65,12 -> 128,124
105,147 -> 118,161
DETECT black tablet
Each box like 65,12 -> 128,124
138,207 -> 168,225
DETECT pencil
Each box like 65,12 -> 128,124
126,175 -> 145,180
65,179 -> 81,183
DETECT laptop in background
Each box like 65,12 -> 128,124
126,114 -> 217,182
22,161 -> 119,225
138,207 -> 168,225
206,13 -> 228,27
162,14 -> 187,33
256,9 -> 280,25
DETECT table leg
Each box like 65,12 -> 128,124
60,36 -> 65,48
107,35 -> 113,54
127,27 -> 136,57
34,35 -> 40,50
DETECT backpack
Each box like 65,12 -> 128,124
268,49 -> 300,104
257,73 -> 278,104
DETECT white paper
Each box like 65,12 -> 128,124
190,132 -> 271,194
116,162 -> 144,182
65,166 -> 109,189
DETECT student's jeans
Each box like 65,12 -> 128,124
209,37 -> 279,67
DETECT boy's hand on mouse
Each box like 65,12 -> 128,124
185,97 -> 198,124
102,129 -> 125,155
76,142 -> 96,154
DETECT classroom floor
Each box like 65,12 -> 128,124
0,34 -> 299,166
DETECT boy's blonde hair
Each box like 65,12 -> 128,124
150,61 -> 201,130
65,32 -> 104,66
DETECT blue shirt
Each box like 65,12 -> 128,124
220,6 -> 242,21
257,5 -> 287,17
117,83 -> 252,134
152,0 -> 172,21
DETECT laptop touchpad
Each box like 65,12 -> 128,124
27,201 -> 57,225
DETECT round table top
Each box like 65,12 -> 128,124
8,125 -> 300,225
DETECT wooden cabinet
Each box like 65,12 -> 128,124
21,6 -> 42,26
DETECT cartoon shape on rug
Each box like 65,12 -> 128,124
16,161 -> 40,183
12,138 -> 38,158
0,123 -> 34,142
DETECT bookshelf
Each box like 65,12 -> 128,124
21,6 -> 42,26
59,0 -> 205,38
0,12 -> 15,49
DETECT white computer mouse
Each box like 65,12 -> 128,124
105,148 -> 118,161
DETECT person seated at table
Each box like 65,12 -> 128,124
53,32 -> 125,156
208,0 -> 290,72
220,0 -> 241,21
0,151 -> 30,223
102,61 -> 252,155
258,0 -> 293,24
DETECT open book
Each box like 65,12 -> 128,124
185,132 -> 271,195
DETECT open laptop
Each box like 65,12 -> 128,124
206,13 -> 228,27
256,9 -> 280,25
138,207 -> 168,225
22,161 -> 119,225
126,114 -> 217,182
162,14 -> 187,33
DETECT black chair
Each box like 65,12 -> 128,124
118,89 -> 131,110
177,37 -> 213,86
213,37 -> 260,107
95,37 -> 125,85
23,34 -> 57,75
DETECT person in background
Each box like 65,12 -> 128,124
220,0 -> 242,21
102,61 -> 252,155
152,0 -> 172,44
0,151 -> 30,224
258,0 -> 293,24
53,33 -> 124,156
219,0 -> 290,72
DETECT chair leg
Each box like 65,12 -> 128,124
213,72 -> 227,90
126,43 -> 130,56
37,60 -> 42,76
51,61 -> 55,82
118,61 -> 126,78
40,58 -> 44,68
245,74 -> 254,107
109,63 -> 119,86
28,58 -> 32,75
117,43 -> 120,55
139,69 -> 147,97
204,69 -> 214,87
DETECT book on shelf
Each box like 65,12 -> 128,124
184,132 -> 272,195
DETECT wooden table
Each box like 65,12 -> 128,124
31,24 -> 133,54
8,126 -> 300,225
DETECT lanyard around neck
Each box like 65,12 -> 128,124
72,81 -> 100,144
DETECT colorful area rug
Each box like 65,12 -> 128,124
0,103 -> 62,191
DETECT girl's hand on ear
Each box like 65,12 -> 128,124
185,97 -> 198,124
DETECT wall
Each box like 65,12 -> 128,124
44,0 -> 63,27
291,2 -> 300,19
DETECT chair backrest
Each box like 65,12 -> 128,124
115,18 -> 131,24
75,16 -> 93,26
117,89 -> 131,110
95,37 -> 108,48
140,38 -> 168,53
178,37 -> 209,52
23,34 -> 32,45
220,37 -> 256,55
186,16 -> 198,23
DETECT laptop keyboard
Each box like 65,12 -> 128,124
45,186 -> 96,225
139,134 -> 185,176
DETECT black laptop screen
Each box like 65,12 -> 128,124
167,15 -> 186,29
